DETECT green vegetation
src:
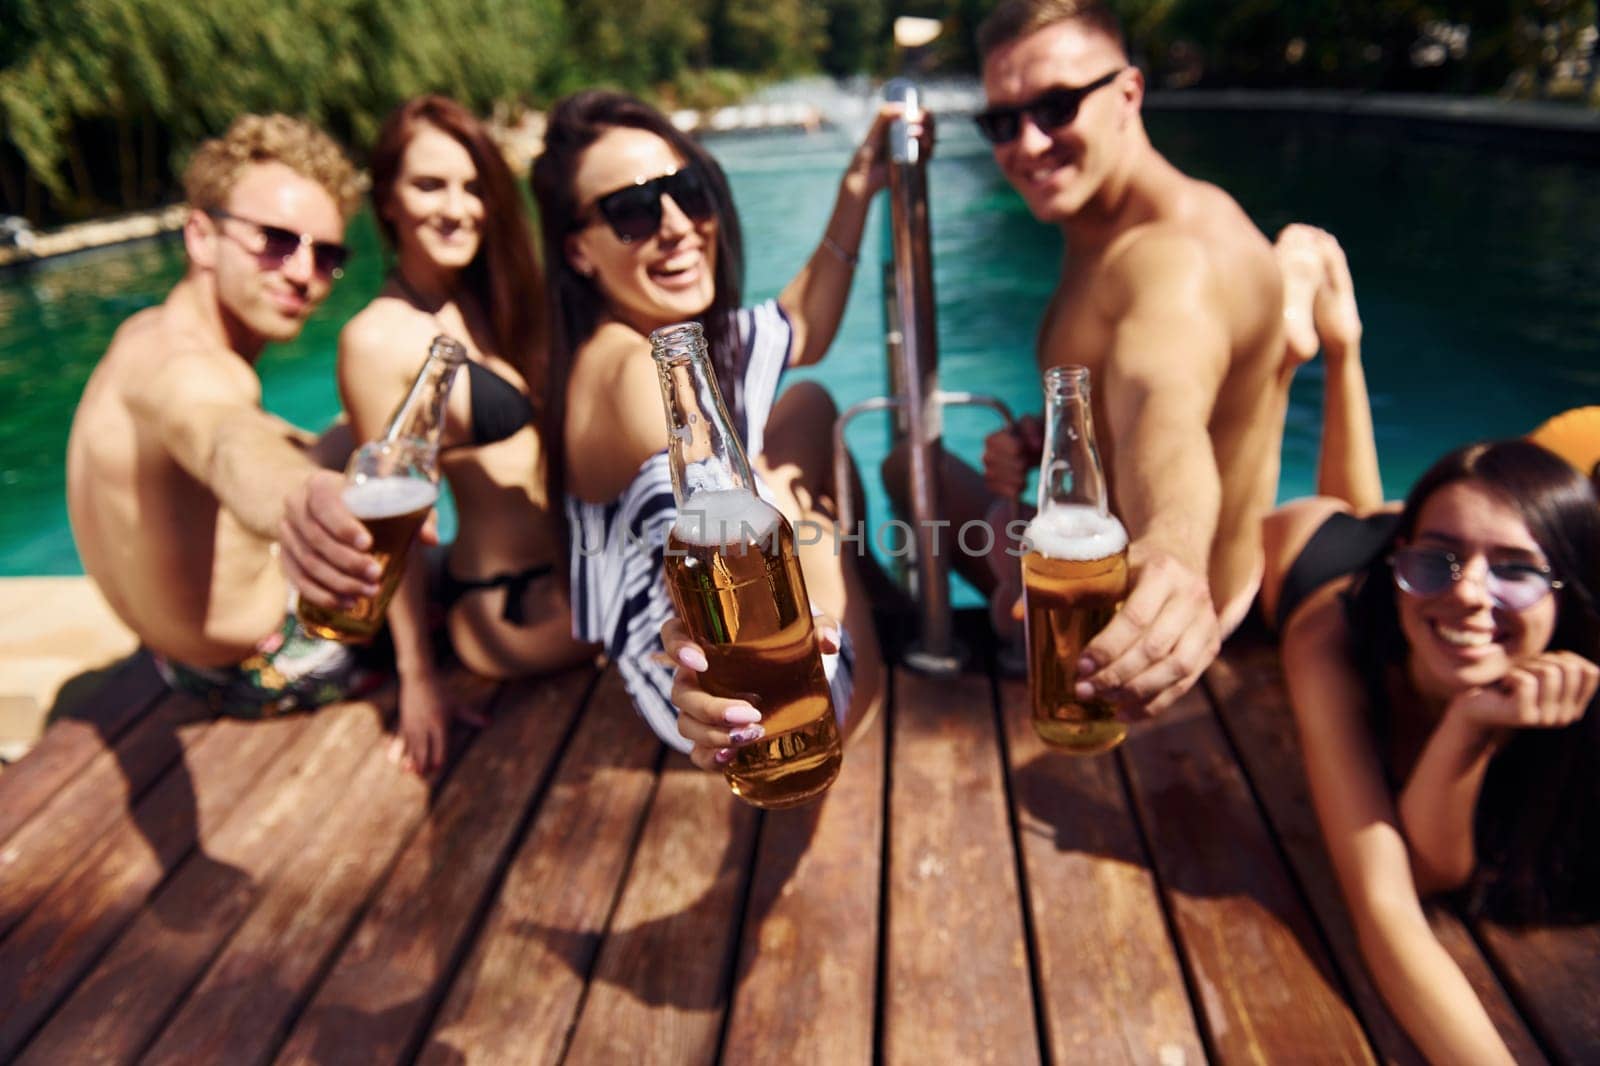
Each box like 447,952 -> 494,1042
1,0 -> 1595,224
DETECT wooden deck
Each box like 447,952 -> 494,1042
2,619 -> 1596,1064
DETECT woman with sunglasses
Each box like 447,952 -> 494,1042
333,96 -> 592,776
530,89 -> 911,762
1260,232 -> 1600,1063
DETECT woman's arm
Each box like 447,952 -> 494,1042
1399,652 -> 1598,894
337,311 -> 468,774
780,105 -> 928,368
1283,587 -> 1514,1065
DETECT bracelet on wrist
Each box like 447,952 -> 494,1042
821,234 -> 859,268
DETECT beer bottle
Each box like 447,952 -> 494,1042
652,321 -> 842,808
297,335 -> 467,643
1021,365 -> 1131,753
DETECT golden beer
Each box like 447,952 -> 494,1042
665,490 -> 841,809
1022,506 -> 1129,754
297,476 -> 437,643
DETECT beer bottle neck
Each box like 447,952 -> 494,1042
651,322 -> 756,507
381,335 -> 468,471
1038,365 -> 1110,515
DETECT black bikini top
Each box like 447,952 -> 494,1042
465,359 -> 535,446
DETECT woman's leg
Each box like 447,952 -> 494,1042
447,574 -> 597,681
754,382 -> 884,737
1275,224 -> 1383,513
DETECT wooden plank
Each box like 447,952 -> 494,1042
884,669 -> 1039,1066
1473,920 -> 1600,1064
14,698 -> 389,1065
419,671 -> 662,1066
138,698 -> 441,1066
720,686 -> 888,1065
560,753 -> 761,1064
0,653 -> 166,847
1206,639 -> 1545,1064
997,677 -> 1205,1065
272,667 -> 595,1065
1119,684 -> 1375,1064
0,692 -> 211,941
0,707 -> 305,1061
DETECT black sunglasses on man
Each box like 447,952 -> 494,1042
973,68 -> 1127,146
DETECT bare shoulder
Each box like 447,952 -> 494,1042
339,297 -> 433,376
566,322 -> 670,501
1280,577 -> 1360,699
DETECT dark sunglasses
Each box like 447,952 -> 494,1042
1390,546 -> 1563,612
585,165 -> 716,244
973,68 -> 1126,146
207,209 -> 350,280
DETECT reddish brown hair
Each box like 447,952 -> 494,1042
368,96 -> 545,386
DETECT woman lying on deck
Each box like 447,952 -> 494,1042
530,90 -> 910,762
1262,227 -> 1600,1066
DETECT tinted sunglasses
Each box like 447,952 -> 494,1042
586,166 -> 715,244
1390,546 -> 1563,612
973,68 -> 1126,146
207,209 -> 350,280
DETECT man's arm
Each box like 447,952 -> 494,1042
1078,233 -> 1229,715
130,352 -> 321,540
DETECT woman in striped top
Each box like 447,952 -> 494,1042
532,90 -> 910,764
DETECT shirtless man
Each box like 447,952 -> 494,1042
933,0 -> 1288,715
67,114 -> 370,717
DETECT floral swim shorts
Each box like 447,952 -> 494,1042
153,613 -> 382,719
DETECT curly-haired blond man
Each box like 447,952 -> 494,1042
67,113 -> 378,716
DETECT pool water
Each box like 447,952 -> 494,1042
3,110 -> 1598,610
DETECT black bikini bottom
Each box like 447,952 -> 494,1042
439,563 -> 554,626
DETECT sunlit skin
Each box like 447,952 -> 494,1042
981,20 -> 1138,227
384,124 -> 485,288
206,162 -> 344,355
565,127 -> 718,332
318,119 -> 588,780
1397,481 -> 1558,706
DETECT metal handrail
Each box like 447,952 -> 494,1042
832,81 -> 1018,678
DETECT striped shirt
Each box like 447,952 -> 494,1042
566,301 -> 853,751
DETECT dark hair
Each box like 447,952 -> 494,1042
1345,439 -> 1600,922
976,0 -> 1127,61
368,95 -> 545,389
530,89 -> 745,564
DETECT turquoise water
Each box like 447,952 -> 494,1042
4,112 -> 1599,606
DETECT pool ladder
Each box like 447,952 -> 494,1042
833,80 -> 1018,678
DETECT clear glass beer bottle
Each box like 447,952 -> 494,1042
297,335 -> 467,642
1021,366 -> 1131,753
652,321 -> 842,808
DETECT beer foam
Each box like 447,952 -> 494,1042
343,476 -> 438,520
1023,505 -> 1127,560
674,489 -> 781,547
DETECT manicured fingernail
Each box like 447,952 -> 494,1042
714,747 -> 734,765
723,704 -> 761,726
1075,681 -> 1096,700
677,646 -> 708,672
364,562 -> 382,580
1077,657 -> 1096,676
729,725 -> 765,745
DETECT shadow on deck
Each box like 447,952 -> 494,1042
0,612 -> 1595,1064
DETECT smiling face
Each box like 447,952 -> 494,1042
981,19 -> 1135,224
564,126 -> 718,334
1398,479 -> 1560,703
204,160 -> 345,346
385,123 -> 484,277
